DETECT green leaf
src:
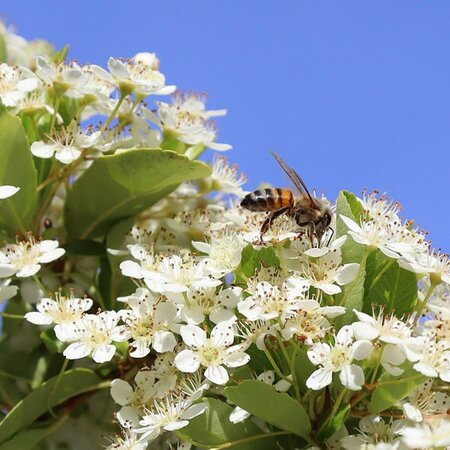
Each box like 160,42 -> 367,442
335,258 -> 366,327
0,368 -> 101,444
225,380 -> 311,439
368,366 -> 426,414
317,404 -> 350,441
364,253 -> 417,316
53,45 -> 69,63
293,347 -> 315,394
178,398 -> 277,450
0,427 -> 55,450
0,110 -> 37,236
64,239 -> 106,256
64,149 -> 211,239
235,245 -> 279,284
335,190 -> 365,264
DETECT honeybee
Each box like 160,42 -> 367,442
241,152 -> 333,242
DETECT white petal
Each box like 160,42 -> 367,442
205,365 -> 229,385
306,368 -> 332,390
192,241 -> 211,254
211,323 -> 234,347
340,215 -> 362,233
180,324 -> 206,347
351,340 -> 373,360
108,58 -> 130,79
163,420 -> 189,431
174,349 -> 201,373
180,403 -> 207,420
339,364 -> 364,390
0,265 -> 16,278
307,344 -> 330,365
314,282 -> 342,295
24,311 -> 52,325
63,342 -> 91,360
55,146 -> 81,164
335,263 -> 360,285
403,402 -> 423,422
117,406 -> 140,428
30,141 -> 57,158
153,331 -> 176,353
352,322 -> 379,341
38,248 -> 65,263
0,185 -> 20,199
304,247 -> 329,258
120,260 -> 144,279
336,325 -> 354,346
110,379 -> 134,406
0,284 -> 18,302
92,344 -> 116,362
229,406 -> 250,423
224,351 -> 250,368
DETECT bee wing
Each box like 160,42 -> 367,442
271,152 -> 317,208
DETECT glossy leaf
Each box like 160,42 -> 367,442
368,366 -> 426,414
64,149 -> 210,239
225,380 -> 311,439
0,368 -> 101,444
178,398 -> 277,450
0,109 -> 37,236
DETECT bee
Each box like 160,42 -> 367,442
241,152 -> 333,242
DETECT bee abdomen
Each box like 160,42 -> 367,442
241,188 -> 294,212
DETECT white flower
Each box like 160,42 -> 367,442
144,255 -> 221,294
133,52 -> 160,70
35,56 -> 88,96
0,236 -> 65,278
24,290 -> 93,341
63,311 -> 122,363
402,380 -> 450,422
208,155 -> 246,196
399,251 -> 450,286
115,289 -> 179,357
283,239 -> 359,295
306,325 -> 373,391
412,340 -> 450,382
157,93 -> 230,151
281,299 -> 346,344
107,57 -> 175,96
398,419 -> 450,448
341,415 -> 404,449
175,323 -> 250,385
0,63 -> 39,106
31,124 -> 101,164
340,215 -> 401,259
352,310 -> 411,344
238,280 -> 304,322
0,185 -> 20,199
193,231 -> 244,277
106,429 -> 148,450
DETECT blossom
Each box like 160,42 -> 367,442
115,288 -> 179,357
0,236 -> 65,278
209,154 -> 246,196
0,185 -> 20,199
399,250 -> 450,286
398,419 -> 450,448
306,325 -> 373,390
192,231 -> 244,277
62,311 -> 122,363
24,290 -> 93,341
175,323 -> 250,385
107,57 -> 175,96
31,124 -> 101,164
411,339 -> 450,382
143,255 -> 221,294
0,63 -> 39,106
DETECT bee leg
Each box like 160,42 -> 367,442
259,207 -> 290,242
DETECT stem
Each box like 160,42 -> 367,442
264,349 -> 291,383
49,96 -> 61,133
368,258 -> 395,290
289,343 -> 302,403
101,93 -> 126,131
317,388 -> 347,435
0,312 -> 24,320
186,430 -> 291,449
413,282 -> 438,327
369,345 -> 384,385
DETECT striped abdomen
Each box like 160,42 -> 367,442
241,188 -> 294,212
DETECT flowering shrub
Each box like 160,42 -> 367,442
0,23 -> 449,450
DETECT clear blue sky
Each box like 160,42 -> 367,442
2,1 -> 449,250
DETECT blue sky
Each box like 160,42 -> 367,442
2,1 -> 449,249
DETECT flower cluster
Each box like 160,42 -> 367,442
0,22 -> 449,450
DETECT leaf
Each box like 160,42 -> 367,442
368,366 -> 426,414
235,245 -> 279,284
335,190 -> 365,264
317,404 -> 350,441
52,45 -> 69,63
64,239 -> 106,256
0,368 -> 101,444
364,254 -> 417,316
178,398 -> 277,450
225,380 -> 311,439
0,35 -> 6,62
97,254 -> 112,310
0,110 -> 37,236
335,258 -> 366,328
64,149 -> 210,239
293,347 -> 315,394
0,427 -> 54,450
